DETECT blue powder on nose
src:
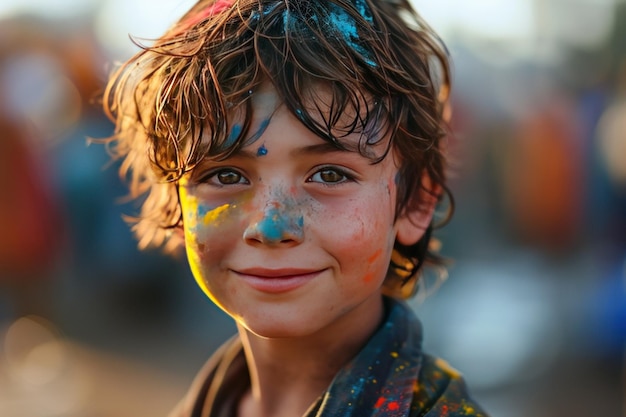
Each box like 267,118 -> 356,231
256,208 -> 286,242
255,206 -> 304,243
257,216 -> 283,241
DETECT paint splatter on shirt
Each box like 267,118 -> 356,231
169,297 -> 489,417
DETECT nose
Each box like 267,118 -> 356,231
243,202 -> 304,247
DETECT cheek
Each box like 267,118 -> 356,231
180,195 -> 245,299
318,188 -> 396,282
179,188 -> 243,266
183,203 -> 230,246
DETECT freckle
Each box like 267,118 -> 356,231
257,143 -> 268,156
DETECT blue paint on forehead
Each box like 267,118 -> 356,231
247,118 -> 271,144
257,144 -> 268,156
225,123 -> 242,148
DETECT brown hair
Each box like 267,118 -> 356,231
103,0 -> 453,298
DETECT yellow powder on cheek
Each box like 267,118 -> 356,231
178,184 -> 230,299
178,184 -> 199,230
202,203 -> 230,225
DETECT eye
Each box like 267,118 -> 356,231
204,168 -> 249,186
308,167 -> 352,184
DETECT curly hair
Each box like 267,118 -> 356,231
103,0 -> 453,298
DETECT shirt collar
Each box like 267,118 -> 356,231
311,297 -> 423,417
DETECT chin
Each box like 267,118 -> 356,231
238,316 -> 325,340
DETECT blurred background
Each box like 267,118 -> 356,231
0,0 -> 624,416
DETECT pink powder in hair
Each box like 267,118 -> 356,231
183,0 -> 234,29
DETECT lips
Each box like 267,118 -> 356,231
233,268 -> 325,293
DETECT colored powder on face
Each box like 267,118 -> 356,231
254,204 -> 303,242
258,118 -> 270,134
179,183 -> 233,230
224,123 -> 242,148
178,185 -> 199,230
201,203 -> 231,225
362,271 -> 375,283
248,118 -> 271,144
256,144 -> 268,156
367,248 -> 383,265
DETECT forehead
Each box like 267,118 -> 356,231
233,83 -> 390,161
246,82 -> 382,142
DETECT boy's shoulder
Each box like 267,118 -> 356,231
410,354 -> 489,417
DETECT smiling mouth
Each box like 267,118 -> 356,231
233,268 -> 325,293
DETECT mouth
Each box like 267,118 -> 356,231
233,268 -> 326,293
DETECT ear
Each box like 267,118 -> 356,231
395,174 -> 439,246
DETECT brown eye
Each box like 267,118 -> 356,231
217,170 -> 242,184
204,169 -> 248,185
319,169 -> 344,183
308,167 -> 351,184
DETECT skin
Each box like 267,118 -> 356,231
178,85 -> 432,417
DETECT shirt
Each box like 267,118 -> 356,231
169,297 -> 489,417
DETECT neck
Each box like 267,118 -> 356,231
237,297 -> 385,417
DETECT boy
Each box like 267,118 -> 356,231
103,0 -> 489,415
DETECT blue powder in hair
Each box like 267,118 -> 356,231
251,1 -> 376,66
355,0 -> 373,24
327,1 -> 376,67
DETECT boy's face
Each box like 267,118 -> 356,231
178,86 -> 421,338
